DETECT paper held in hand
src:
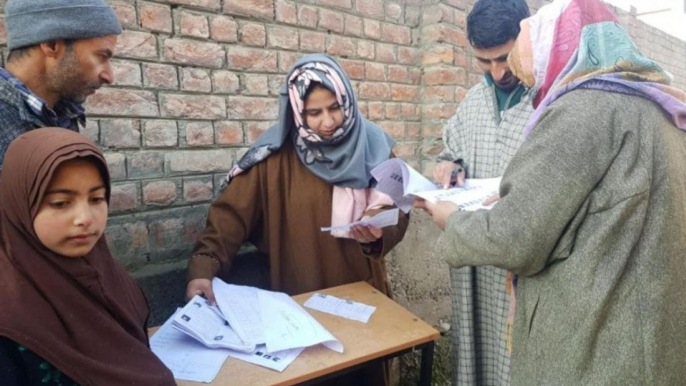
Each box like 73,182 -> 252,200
371,158 -> 501,212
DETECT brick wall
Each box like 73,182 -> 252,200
0,0 -> 684,277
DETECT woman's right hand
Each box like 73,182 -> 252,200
186,278 -> 216,305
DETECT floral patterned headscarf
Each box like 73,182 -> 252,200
223,54 -> 395,190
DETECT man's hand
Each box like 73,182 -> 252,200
350,217 -> 383,244
414,198 -> 459,231
186,278 -> 216,305
433,161 -> 465,189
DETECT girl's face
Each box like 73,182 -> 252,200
303,86 -> 344,139
33,158 -> 108,258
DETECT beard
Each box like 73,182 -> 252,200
46,49 -> 102,104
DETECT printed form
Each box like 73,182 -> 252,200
304,293 -> 377,323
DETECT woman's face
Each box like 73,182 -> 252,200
33,158 -> 108,258
303,86 -> 344,139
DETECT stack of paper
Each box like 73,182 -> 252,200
304,293 -> 377,323
171,295 -> 255,352
152,279 -> 345,381
371,158 -> 501,212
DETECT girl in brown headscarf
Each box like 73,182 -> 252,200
0,128 -> 175,386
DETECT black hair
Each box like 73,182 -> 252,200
7,39 -> 75,63
467,0 -> 530,49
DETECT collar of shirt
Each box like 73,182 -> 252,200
0,67 -> 86,128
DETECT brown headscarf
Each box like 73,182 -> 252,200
0,128 -> 175,385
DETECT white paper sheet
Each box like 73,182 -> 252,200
371,158 -> 438,212
213,279 -> 265,345
259,290 -> 344,354
172,295 -> 255,352
151,310 -> 230,383
304,293 -> 377,323
227,345 -> 305,372
411,178 -> 501,211
320,208 -> 399,232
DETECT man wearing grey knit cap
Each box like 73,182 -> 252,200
0,0 -> 122,174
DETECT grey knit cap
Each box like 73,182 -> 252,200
5,0 -> 122,51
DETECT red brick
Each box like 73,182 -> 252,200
315,0 -> 352,9
422,4 -> 452,25
385,102 -> 401,119
319,8 -> 344,34
455,87 -> 468,103
183,178 -> 214,202
402,104 -> 420,121
409,68 -> 421,84
421,123 -> 444,138
359,82 -> 391,100
269,75 -> 286,96
268,26 -> 299,50
143,180 -> 178,206
110,1 -> 137,28
423,67 -> 466,85
128,151 -> 165,179
115,30 -> 158,60
398,46 -> 420,65
365,62 -> 386,81
143,120 -> 178,148
160,94 -> 227,119
87,88 -> 159,117
339,59 -> 365,81
215,121 -> 244,145
228,97 -> 279,120
240,22 -> 266,47
243,74 -> 269,96
345,15 -> 363,37
224,0 -> 274,20
423,44 -> 454,65
327,35 -> 355,57
163,38 -> 225,68
422,103 -> 458,119
227,47 -> 277,72
179,11 -> 210,38
385,3 -> 403,22
185,121 -> 214,146
279,51 -> 299,72
424,85 -> 455,103
455,10 -> 466,29
81,120 -> 100,144
406,122 -> 421,137
246,121 -> 273,143
392,84 -> 419,102
356,0 -> 385,20
159,0 -> 220,10
376,43 -> 397,63
388,65 -> 408,83
275,0 -> 297,24
104,152 -> 127,181
143,63 -> 178,90
443,0 -> 468,10
422,24 -> 468,47
300,31 -> 326,52
139,2 -> 172,33
381,23 -> 411,45
368,102 -> 385,120
100,119 -> 141,149
180,67 -> 212,92
454,47 -> 468,68
357,40 -> 375,60
212,71 -> 240,94
394,142 -> 416,158
364,19 -> 381,39
210,15 -> 238,42
422,138 -> 444,157
110,183 -> 140,212
297,5 -> 318,28
358,101 -> 368,117
166,149 -> 233,174
381,121 -> 405,138
111,60 -> 141,87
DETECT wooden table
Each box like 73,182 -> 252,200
152,281 -> 440,386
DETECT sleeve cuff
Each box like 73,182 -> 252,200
187,254 -> 220,283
